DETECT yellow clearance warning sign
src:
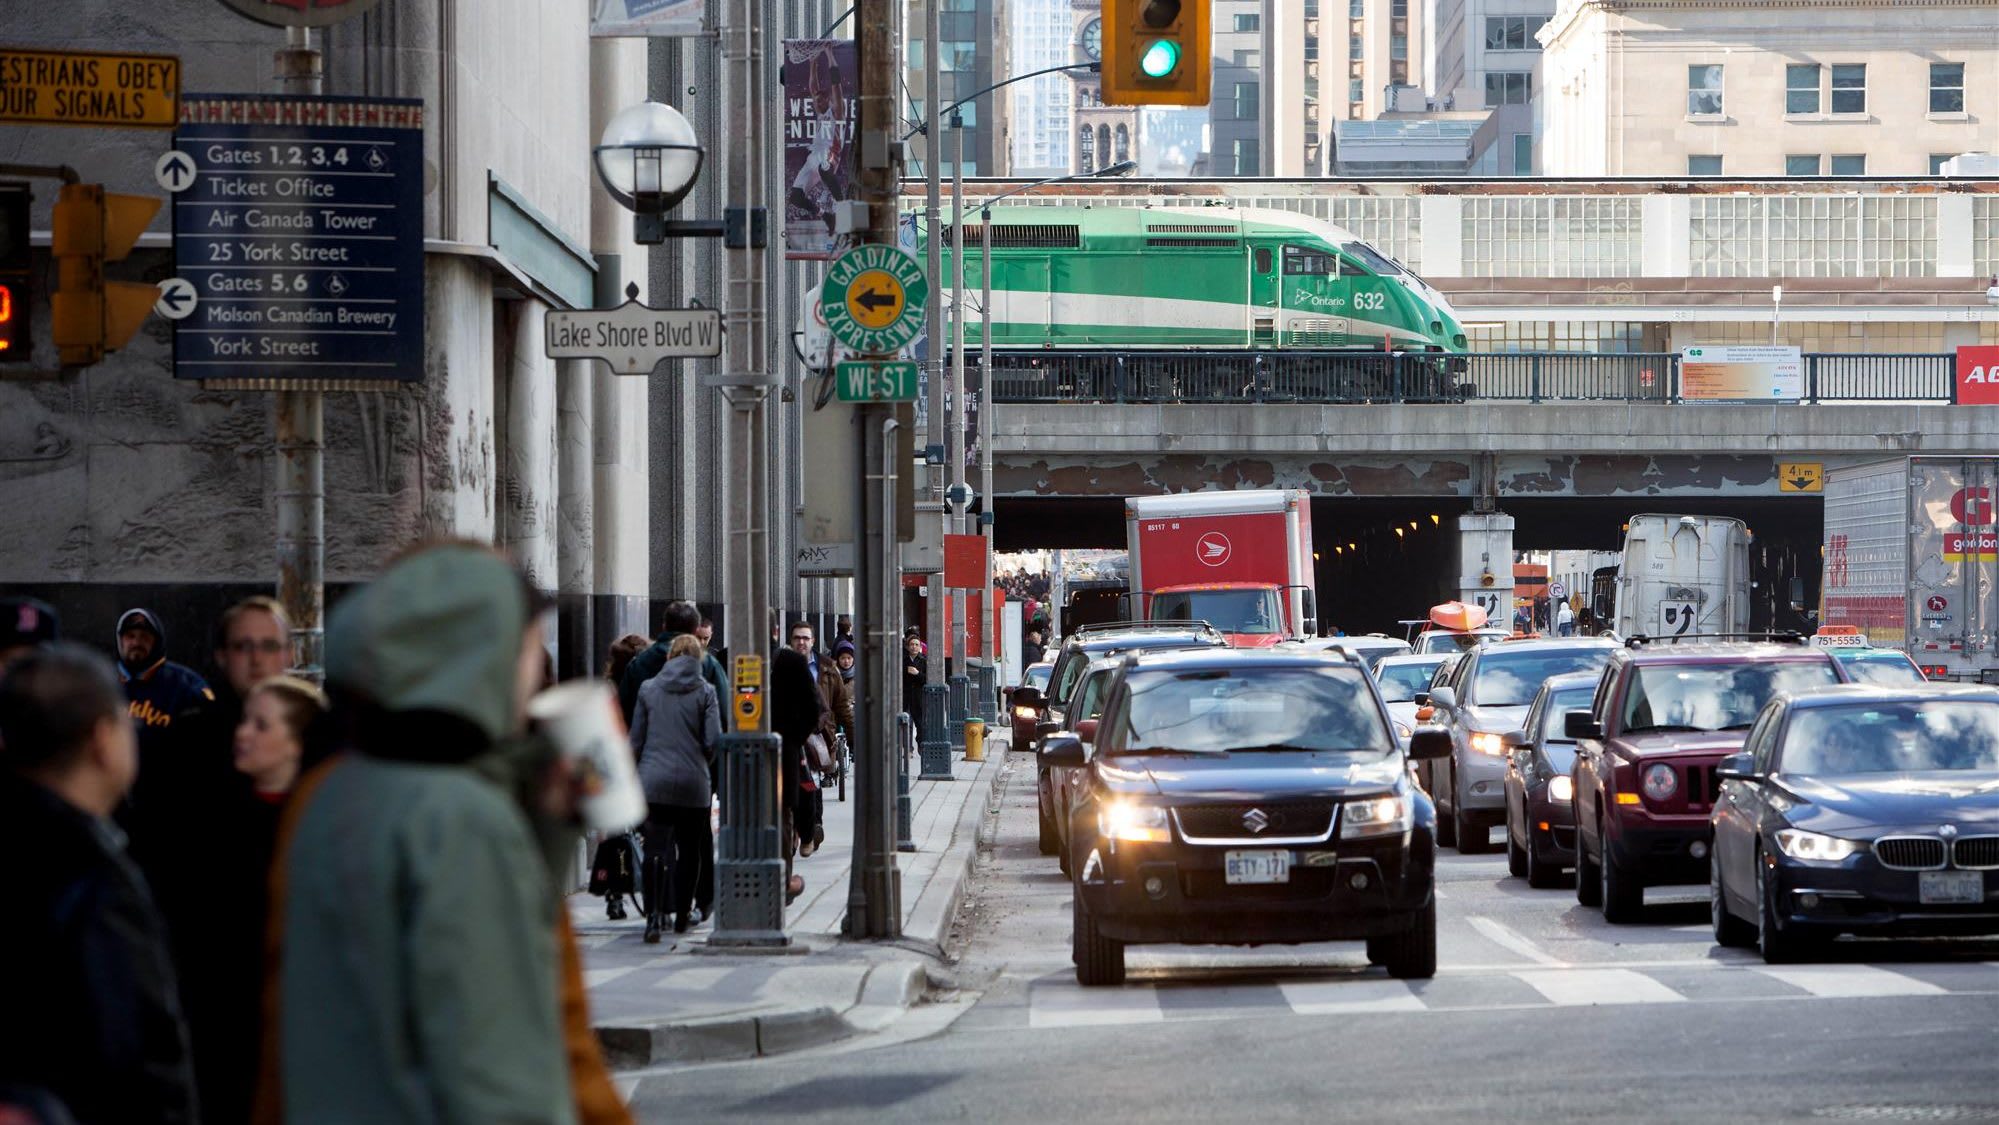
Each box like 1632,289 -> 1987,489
0,47 -> 180,129
1778,462 -> 1823,493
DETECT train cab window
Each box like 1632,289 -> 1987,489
1283,245 -> 1336,275
1339,257 -> 1368,277
1254,247 -> 1273,273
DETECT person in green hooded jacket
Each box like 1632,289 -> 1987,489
267,542 -> 575,1125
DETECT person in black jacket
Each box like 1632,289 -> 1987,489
0,644 -> 199,1125
114,608 -> 212,761
618,600 -> 727,724
771,646 -> 825,904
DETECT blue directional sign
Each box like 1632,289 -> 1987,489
171,94 -> 424,382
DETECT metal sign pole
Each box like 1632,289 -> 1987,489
978,212 -> 996,719
273,26 -> 325,679
945,123 -> 969,751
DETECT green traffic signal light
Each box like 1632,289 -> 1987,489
1139,38 -> 1181,77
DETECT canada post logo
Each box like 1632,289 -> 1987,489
1197,531 -> 1232,567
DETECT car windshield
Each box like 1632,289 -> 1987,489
1376,661 -> 1444,702
1023,665 -> 1051,691
1836,651 -> 1927,686
1151,589 -> 1282,635
1781,701 -> 1999,774
1117,667 -> 1394,755
1539,686 -> 1597,744
1471,649 -> 1612,707
1620,659 -> 1841,733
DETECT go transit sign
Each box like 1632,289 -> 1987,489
819,243 -> 927,354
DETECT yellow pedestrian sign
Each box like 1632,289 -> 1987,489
1779,462 -> 1823,493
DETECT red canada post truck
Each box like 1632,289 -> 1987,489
1124,490 -> 1318,646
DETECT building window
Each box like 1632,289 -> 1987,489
1235,81 -> 1259,118
1688,155 -> 1722,176
1931,63 -> 1965,113
1233,138 -> 1260,175
1350,32 -> 1363,59
1485,72 -> 1531,107
1114,125 -> 1129,163
1233,49 -> 1261,67
1391,0 -> 1407,16
1831,153 -> 1866,176
1078,125 -> 1094,172
1483,16 -> 1547,50
1349,0 -> 1362,17
1688,65 -> 1723,116
1390,33 -> 1407,60
1785,64 -> 1819,114
1830,64 -> 1865,114
1097,124 -> 1110,162
909,38 -> 925,68
1234,12 -> 1260,31
950,100 -> 978,127
1390,60 -> 1408,84
1304,39 -> 1319,62
1350,78 -> 1364,102
1513,133 -> 1533,175
1932,153 -> 1955,175
1786,154 -> 1822,177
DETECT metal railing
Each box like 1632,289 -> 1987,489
979,351 -> 1959,405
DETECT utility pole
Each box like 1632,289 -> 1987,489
946,118 -> 969,749
918,0 -> 951,780
978,213 -> 996,716
847,0 -> 905,938
710,0 -> 785,947
274,26 -> 324,679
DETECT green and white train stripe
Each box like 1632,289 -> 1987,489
921,205 -> 1466,353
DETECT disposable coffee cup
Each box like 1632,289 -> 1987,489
527,680 -> 647,832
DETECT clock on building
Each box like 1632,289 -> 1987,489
1076,16 -> 1102,63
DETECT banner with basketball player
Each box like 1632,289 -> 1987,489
783,39 -> 858,260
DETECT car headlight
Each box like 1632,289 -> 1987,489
1394,721 -> 1413,741
1774,828 -> 1861,862
1013,705 -> 1037,720
1548,774 -> 1575,802
1341,794 -> 1412,839
1100,801 -> 1171,843
1641,763 -> 1678,802
1470,732 -> 1507,756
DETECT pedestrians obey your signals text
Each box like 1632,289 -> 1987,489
1103,0 -> 1210,106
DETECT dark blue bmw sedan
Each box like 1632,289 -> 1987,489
1709,684 -> 1999,963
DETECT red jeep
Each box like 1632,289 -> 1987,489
1567,640 -> 1846,923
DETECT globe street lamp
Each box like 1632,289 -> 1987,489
594,101 -> 723,243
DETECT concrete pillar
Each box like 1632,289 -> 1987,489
1642,194 -> 1691,278
503,299 -> 559,607
1939,196 -> 1975,280
557,359 -> 596,679
1419,196 -> 1463,278
1457,512 -> 1516,627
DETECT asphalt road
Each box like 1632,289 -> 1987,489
627,752 -> 1999,1123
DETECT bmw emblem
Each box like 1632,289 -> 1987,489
1940,824 -> 1959,839
1243,808 -> 1270,834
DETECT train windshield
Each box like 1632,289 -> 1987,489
1343,241 -> 1406,278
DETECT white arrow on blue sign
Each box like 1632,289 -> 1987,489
153,278 -> 197,320
153,150 -> 195,193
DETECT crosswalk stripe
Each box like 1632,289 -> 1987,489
1278,978 -> 1425,1014
1511,968 -> 1688,1006
1750,964 -> 1949,998
1029,981 -> 1166,1028
584,967 -> 641,989
652,966 -> 733,991
1467,915 -> 1567,966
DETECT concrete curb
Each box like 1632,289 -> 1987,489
596,959 -> 928,1070
903,750 -> 1007,956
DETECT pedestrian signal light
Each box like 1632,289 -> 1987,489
0,183 -> 28,360
52,182 -> 161,367
1104,0 -> 1210,106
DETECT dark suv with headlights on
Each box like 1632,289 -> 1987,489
1569,639 -> 1845,923
1044,647 -> 1451,986
1424,637 -> 1618,854
1711,684 -> 1999,963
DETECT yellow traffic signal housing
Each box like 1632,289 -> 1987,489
1103,0 -> 1210,106
52,182 -> 161,367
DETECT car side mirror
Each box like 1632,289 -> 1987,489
1500,730 -> 1527,749
1075,718 -> 1099,744
1012,686 -> 1044,709
1407,727 -> 1453,760
1035,719 -> 1061,738
1430,686 -> 1457,712
1412,691 -> 1432,708
1563,709 -> 1603,741
1041,733 -> 1087,768
1714,751 -> 1756,781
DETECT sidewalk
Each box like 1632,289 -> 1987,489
577,743 -> 1006,1069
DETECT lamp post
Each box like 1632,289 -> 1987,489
969,161 -> 1136,705
596,99 -> 784,947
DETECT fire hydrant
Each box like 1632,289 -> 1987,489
964,718 -> 986,762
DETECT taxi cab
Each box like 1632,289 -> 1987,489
1810,626 -> 1928,686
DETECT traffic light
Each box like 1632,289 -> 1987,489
51,182 -> 160,367
0,183 -> 29,361
1103,0 -> 1210,106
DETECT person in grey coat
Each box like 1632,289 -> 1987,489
629,634 -> 721,941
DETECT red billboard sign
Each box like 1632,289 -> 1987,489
1955,345 -> 1999,405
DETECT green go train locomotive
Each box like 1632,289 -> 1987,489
926,204 -> 1468,355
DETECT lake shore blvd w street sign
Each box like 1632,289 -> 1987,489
544,299 -> 722,375
835,359 -> 918,402
820,243 -> 927,354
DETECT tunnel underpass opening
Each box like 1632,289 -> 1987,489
995,493 -> 1825,638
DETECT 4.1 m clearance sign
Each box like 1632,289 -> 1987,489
0,47 -> 179,128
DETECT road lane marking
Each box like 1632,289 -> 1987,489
652,966 -> 733,991
1512,968 -> 1688,1006
1466,915 -> 1568,966
1750,964 -> 1949,998
584,967 -> 641,988
1278,978 -> 1426,1014
1028,981 -> 1166,1028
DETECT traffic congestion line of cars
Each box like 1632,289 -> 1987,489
1004,616 -> 1999,985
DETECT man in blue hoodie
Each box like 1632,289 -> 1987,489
113,609 -> 212,759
